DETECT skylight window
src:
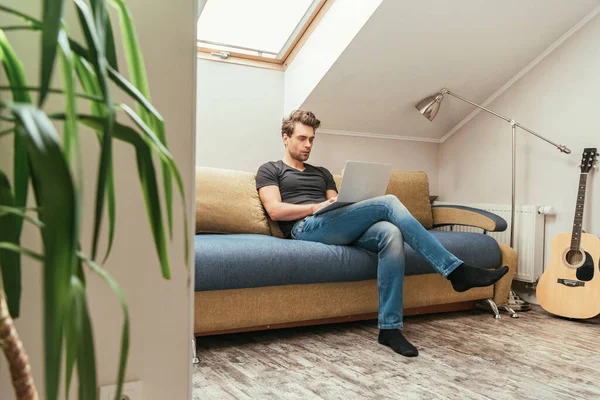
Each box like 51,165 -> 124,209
197,0 -> 324,62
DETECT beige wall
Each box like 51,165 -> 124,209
439,13 -> 600,272
0,0 -> 196,399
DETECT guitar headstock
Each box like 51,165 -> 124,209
581,148 -> 598,173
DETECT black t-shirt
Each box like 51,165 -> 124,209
256,160 -> 338,238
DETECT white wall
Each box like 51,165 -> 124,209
197,59 -> 439,192
439,13 -> 600,276
283,0 -> 383,115
0,0 -> 196,399
311,135 -> 440,194
196,59 -> 284,173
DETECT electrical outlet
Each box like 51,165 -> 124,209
99,381 -> 143,400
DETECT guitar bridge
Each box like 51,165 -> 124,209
557,278 -> 585,287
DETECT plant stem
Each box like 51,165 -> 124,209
0,290 -> 39,400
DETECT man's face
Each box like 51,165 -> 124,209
283,122 -> 315,162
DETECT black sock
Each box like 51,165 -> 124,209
378,329 -> 418,357
448,263 -> 509,292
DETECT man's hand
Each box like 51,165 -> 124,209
311,197 -> 337,214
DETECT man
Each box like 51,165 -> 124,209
256,110 -> 508,357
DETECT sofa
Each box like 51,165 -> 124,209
193,166 -> 517,336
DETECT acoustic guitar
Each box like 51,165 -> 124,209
537,148 -> 600,319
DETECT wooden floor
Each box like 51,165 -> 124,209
193,306 -> 600,399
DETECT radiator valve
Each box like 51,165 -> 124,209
537,206 -> 556,215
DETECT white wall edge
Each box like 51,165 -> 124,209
188,2 -> 201,400
439,4 -> 600,144
319,128 -> 442,143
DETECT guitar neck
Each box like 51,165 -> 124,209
571,172 -> 587,250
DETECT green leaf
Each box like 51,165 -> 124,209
74,56 -> 117,262
88,0 -> 108,62
73,0 -> 109,98
0,172 -> 21,317
74,0 -> 115,261
106,169 -> 116,260
7,104 -> 77,400
58,30 -> 83,194
64,254 -> 84,399
0,30 -> 31,241
79,252 -> 129,400
109,0 -> 150,102
0,5 -> 41,28
0,31 -> 32,103
0,85 -> 104,102
74,57 -> 106,117
0,205 -> 44,228
0,242 -> 44,262
109,0 -> 173,236
68,39 -> 164,124
89,0 -> 119,70
40,0 -> 66,106
70,276 -> 97,400
105,17 -> 119,71
64,284 -> 79,400
107,64 -> 163,122
0,25 -> 34,31
61,113 -> 171,279
119,104 -> 189,264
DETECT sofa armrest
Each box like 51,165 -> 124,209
431,205 -> 507,232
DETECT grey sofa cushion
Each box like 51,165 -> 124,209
195,231 -> 502,291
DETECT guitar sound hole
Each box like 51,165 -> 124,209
565,249 -> 584,266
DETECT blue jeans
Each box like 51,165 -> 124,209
290,195 -> 463,329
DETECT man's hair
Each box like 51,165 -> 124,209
281,110 -> 321,138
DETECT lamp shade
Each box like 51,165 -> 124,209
415,93 -> 444,121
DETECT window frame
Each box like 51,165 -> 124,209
197,0 -> 331,69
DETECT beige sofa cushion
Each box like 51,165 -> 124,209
195,167 -> 271,235
386,171 -> 433,229
195,167 -> 433,235
334,171 -> 433,229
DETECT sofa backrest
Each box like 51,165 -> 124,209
196,166 -> 433,235
332,170 -> 433,229
195,167 -> 272,235
387,171 -> 433,229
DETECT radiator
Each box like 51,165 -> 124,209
432,202 -> 546,283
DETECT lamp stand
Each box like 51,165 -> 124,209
438,89 -> 571,312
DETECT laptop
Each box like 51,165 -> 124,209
313,160 -> 393,215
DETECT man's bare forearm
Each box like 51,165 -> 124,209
267,202 -> 315,221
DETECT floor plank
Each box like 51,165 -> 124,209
193,306 -> 600,399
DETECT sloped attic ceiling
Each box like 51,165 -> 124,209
300,0 -> 600,141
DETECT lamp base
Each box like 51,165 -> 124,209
507,290 -> 531,311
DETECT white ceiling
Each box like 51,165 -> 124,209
301,0 -> 600,140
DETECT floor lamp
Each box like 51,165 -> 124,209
415,88 -> 572,313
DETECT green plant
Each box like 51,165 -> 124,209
0,1 -> 188,399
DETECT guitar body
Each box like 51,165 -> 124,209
537,148 -> 599,319
537,233 -> 600,319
